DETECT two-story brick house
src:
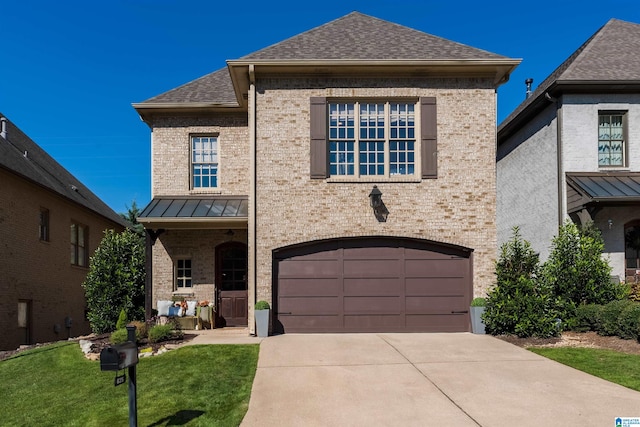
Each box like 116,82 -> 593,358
0,114 -> 125,350
497,19 -> 640,282
135,12 -> 519,334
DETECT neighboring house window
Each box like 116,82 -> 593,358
192,136 -> 218,188
175,259 -> 192,289
328,102 -> 416,177
310,97 -> 437,179
39,208 -> 49,241
70,222 -> 88,267
598,113 -> 625,167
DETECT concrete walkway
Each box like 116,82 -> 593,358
240,333 -> 640,427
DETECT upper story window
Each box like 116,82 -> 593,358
192,136 -> 218,188
39,208 -> 49,242
310,97 -> 437,180
329,102 -> 416,177
175,259 -> 192,290
598,112 -> 626,167
70,222 -> 88,267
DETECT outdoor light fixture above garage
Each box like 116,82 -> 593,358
369,185 -> 382,209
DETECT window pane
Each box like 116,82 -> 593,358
598,114 -> 625,167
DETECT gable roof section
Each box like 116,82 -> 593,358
241,12 -> 508,61
499,19 -> 640,141
134,12 -> 519,121
0,114 -> 126,226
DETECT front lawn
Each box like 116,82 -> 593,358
530,347 -> 640,392
0,342 -> 259,426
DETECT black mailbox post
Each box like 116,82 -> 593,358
99,325 -> 139,427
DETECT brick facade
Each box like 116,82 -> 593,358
0,169 -> 123,350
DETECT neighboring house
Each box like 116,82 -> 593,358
134,12 -> 519,334
0,114 -> 125,350
497,18 -> 640,282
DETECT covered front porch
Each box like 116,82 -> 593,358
566,173 -> 640,282
138,196 -> 250,328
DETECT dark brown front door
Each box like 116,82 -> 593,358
216,242 -> 248,327
275,237 -> 472,333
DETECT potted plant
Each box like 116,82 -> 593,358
255,300 -> 270,338
470,297 -> 486,334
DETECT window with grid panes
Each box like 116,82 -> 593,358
598,113 -> 626,167
175,259 -> 192,289
70,222 -> 88,267
328,101 -> 416,177
192,136 -> 218,188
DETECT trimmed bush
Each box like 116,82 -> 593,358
471,297 -> 486,307
617,302 -> 640,340
255,300 -> 270,310
116,309 -> 128,330
573,304 -> 603,332
599,300 -> 634,336
110,328 -> 128,344
148,324 -> 182,343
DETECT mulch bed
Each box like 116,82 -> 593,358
497,331 -> 640,355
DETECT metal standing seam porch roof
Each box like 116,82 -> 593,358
138,197 -> 248,229
566,173 -> 640,214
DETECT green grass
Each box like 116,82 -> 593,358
0,342 -> 259,426
530,347 -> 640,392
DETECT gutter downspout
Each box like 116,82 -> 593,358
545,92 -> 564,227
248,64 -> 257,335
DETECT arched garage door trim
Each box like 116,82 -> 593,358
273,236 -> 473,333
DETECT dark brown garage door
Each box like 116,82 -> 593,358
274,237 -> 472,333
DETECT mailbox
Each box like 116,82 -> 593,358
100,342 -> 139,371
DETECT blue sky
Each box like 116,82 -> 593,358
3,0 -> 640,214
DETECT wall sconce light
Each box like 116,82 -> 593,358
368,185 -> 388,222
608,219 -> 613,229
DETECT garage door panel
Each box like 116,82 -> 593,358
278,259 -> 339,278
279,296 -> 340,315
279,278 -> 340,296
343,259 -> 400,278
344,296 -> 401,314
406,278 -> 466,296
406,296 -> 468,314
344,315 -> 402,330
406,314 -> 468,331
405,259 -> 467,277
276,238 -> 472,333
280,315 -> 341,332
344,278 -> 402,296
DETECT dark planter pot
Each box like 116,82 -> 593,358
470,306 -> 486,334
255,309 -> 270,337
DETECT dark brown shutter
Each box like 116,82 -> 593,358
420,97 -> 437,179
310,97 -> 328,178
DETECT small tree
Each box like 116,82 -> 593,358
83,229 -> 145,334
542,221 -> 621,322
484,227 -> 560,338
120,200 -> 145,237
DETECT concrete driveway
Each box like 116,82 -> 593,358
241,333 -> 640,427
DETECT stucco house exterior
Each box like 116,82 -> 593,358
135,12 -> 519,334
0,114 -> 126,350
497,18 -> 640,283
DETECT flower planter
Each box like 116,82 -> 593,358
470,306 -> 486,334
255,309 -> 270,337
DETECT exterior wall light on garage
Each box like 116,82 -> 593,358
369,185 -> 388,222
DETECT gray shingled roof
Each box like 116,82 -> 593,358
499,19 -> 640,137
242,12 -> 508,61
142,68 -> 238,105
139,11 -> 511,106
0,114 -> 126,226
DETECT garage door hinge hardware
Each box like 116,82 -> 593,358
451,310 -> 469,314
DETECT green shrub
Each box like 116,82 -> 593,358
116,309 -> 128,330
471,297 -> 486,307
599,300 -> 634,336
573,304 -> 603,332
109,328 -> 129,344
484,227 -> 560,338
82,229 -> 146,334
148,324 -> 182,343
617,302 -> 640,340
255,300 -> 270,310
542,222 -> 623,322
